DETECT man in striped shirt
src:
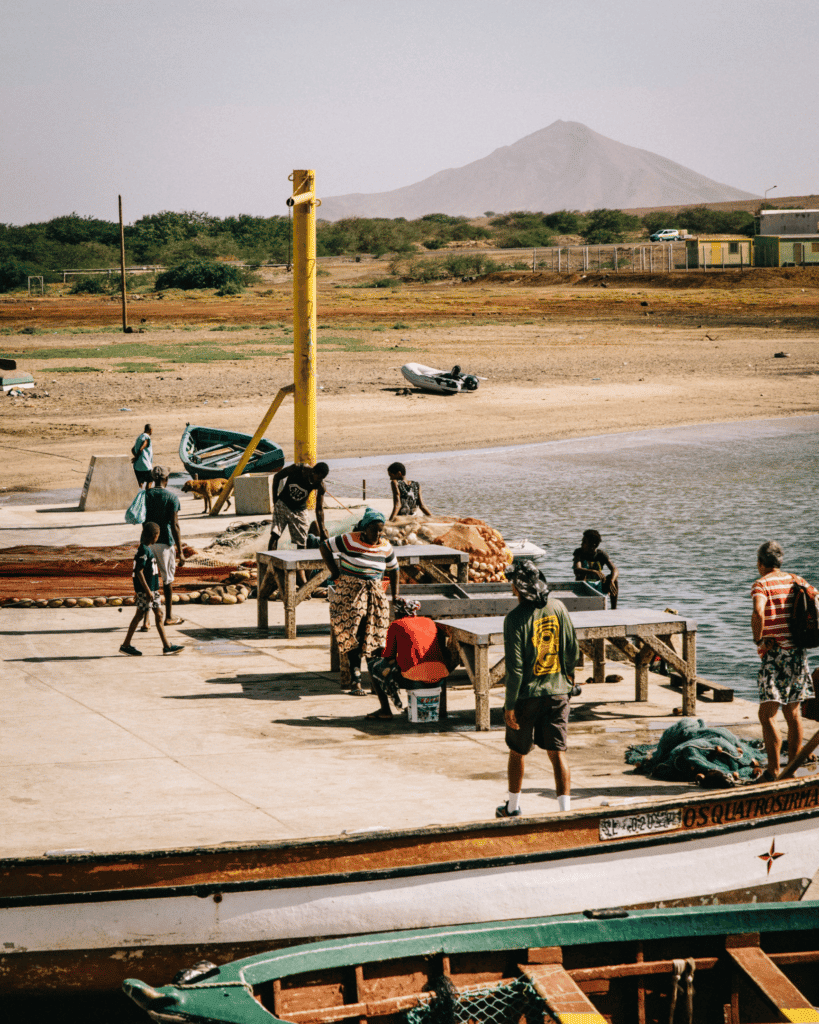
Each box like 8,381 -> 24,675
751,540 -> 814,779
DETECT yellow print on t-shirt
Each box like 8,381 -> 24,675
532,615 -> 560,676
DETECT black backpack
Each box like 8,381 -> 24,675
790,575 -> 819,649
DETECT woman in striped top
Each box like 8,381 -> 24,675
321,508 -> 399,695
751,540 -> 814,778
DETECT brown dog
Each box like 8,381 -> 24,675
182,478 -> 231,514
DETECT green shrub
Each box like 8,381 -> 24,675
582,209 -> 642,244
0,258 -> 34,293
69,276 -> 108,294
154,259 -> 246,291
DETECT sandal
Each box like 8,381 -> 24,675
348,686 -> 368,696
138,625 -> 150,632
365,710 -> 393,720
164,618 -> 185,626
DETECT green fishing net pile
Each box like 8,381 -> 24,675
625,718 -> 767,788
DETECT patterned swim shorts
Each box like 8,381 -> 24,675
135,590 -> 162,612
757,644 -> 813,704
270,502 -> 309,547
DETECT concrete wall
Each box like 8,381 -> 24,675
759,210 -> 819,235
79,455 -> 140,511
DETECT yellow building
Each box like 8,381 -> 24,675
685,235 -> 753,268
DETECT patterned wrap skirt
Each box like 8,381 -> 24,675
330,574 -> 390,684
757,644 -> 814,704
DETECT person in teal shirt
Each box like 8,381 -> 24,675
497,560 -> 579,819
131,424 -> 153,489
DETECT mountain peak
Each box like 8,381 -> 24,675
319,122 -> 757,221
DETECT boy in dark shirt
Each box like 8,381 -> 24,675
573,529 -> 619,609
120,521 -> 184,657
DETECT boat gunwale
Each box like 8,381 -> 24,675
4,796 -> 819,910
3,773 -> 816,873
121,901 -> 819,996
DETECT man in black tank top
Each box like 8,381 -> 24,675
268,462 -> 329,551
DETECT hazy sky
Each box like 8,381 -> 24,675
2,0 -> 816,225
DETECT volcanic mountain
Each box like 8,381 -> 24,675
319,120 -> 758,220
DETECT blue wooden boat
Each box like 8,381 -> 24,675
179,424 -> 285,480
124,902 -> 819,1024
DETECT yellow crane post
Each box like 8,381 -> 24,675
209,171 -> 319,517
289,169 -> 319,477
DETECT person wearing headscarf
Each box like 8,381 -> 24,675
497,560 -> 579,818
320,508 -> 399,695
365,597 -> 454,720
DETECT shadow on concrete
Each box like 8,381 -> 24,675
34,505 -> 83,513
522,781 -> 695,801
274,706 -> 499,734
0,627 -> 123,636
164,672 -> 340,701
184,624 -> 333,640
9,654 -> 122,661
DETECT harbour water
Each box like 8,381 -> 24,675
328,416 -> 819,700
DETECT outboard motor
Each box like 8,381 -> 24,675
462,374 -> 480,391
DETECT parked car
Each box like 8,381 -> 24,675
649,228 -> 680,242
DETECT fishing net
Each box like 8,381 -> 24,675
0,544 -> 241,601
404,978 -> 552,1024
384,516 -> 512,584
625,717 -> 767,787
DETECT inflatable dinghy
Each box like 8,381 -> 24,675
400,363 -> 480,395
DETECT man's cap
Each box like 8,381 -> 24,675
505,559 -> 549,606
151,465 -> 169,481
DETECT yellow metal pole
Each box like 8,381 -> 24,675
208,385 -> 295,515
290,169 -> 318,473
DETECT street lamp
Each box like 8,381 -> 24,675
764,185 -> 777,203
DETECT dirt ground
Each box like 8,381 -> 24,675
1,264 -> 818,494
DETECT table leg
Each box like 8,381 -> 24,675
682,630 -> 697,716
593,638 -> 606,686
474,644 -> 490,731
635,644 -> 653,702
257,562 -> 268,630
284,570 -> 298,640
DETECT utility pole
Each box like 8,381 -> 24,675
118,195 -> 128,333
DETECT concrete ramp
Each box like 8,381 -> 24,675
79,455 -> 139,511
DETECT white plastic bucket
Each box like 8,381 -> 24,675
407,687 -> 442,723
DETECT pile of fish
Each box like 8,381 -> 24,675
383,516 -> 512,583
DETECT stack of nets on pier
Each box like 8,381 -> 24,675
0,543 -> 243,606
626,718 -> 768,788
383,516 -> 512,583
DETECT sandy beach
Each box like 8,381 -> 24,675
2,265 -> 818,493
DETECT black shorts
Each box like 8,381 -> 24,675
505,694 -> 569,754
134,468 -> 153,485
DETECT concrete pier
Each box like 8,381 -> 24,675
1,498 -> 769,860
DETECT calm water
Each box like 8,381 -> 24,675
327,417 -> 819,699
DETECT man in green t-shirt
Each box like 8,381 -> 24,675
144,466 -> 186,627
497,560 -> 579,819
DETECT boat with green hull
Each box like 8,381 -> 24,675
124,902 -> 819,1024
179,424 -> 285,480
